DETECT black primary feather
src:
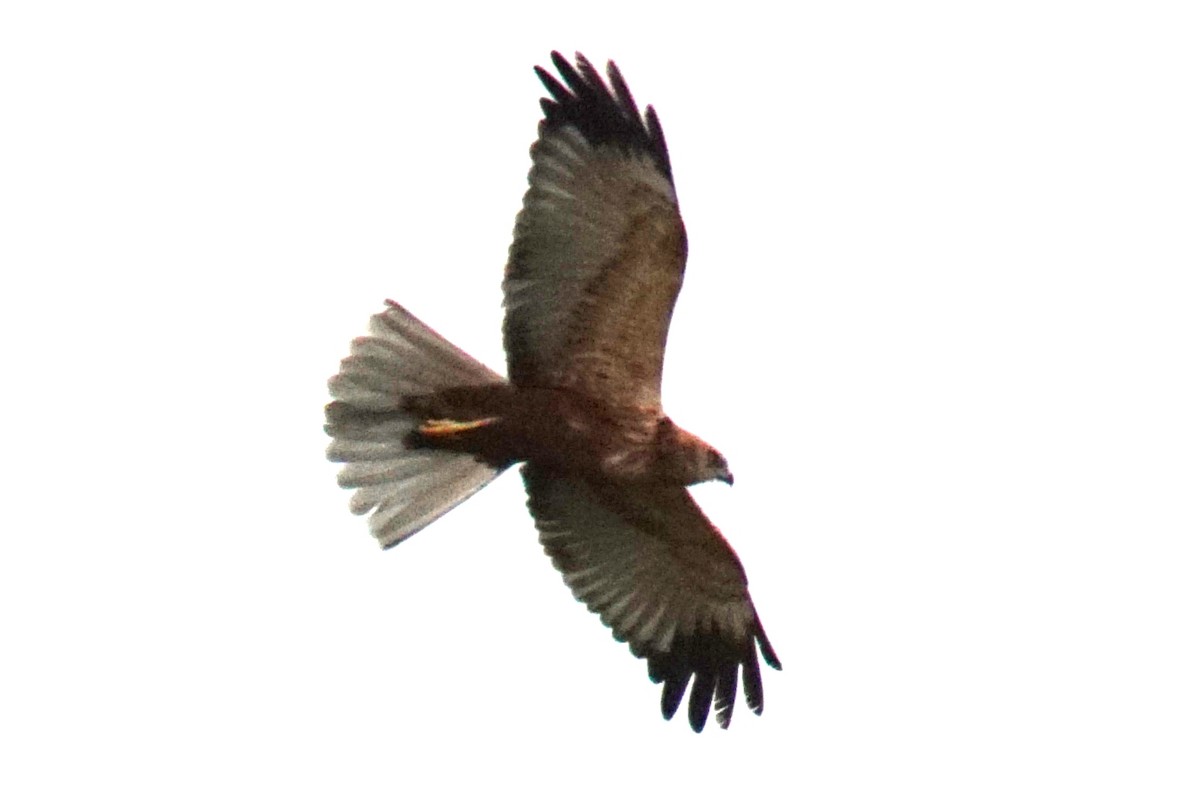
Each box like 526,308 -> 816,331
535,51 -> 674,182
647,614 -> 780,732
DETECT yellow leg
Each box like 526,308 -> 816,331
417,417 -> 499,437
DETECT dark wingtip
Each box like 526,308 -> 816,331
534,50 -> 673,182
714,665 -> 738,729
661,675 -> 688,721
550,50 -> 572,76
647,620 -> 778,732
533,66 -> 563,102
687,670 -> 716,732
757,618 -> 782,671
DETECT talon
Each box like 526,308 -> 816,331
418,417 -> 499,437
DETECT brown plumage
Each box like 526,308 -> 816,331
326,52 -> 780,732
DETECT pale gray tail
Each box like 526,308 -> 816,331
326,301 -> 507,548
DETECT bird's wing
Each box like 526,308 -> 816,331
503,51 -> 687,413
521,464 -> 780,732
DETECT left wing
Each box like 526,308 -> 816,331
521,465 -> 781,731
503,52 -> 687,413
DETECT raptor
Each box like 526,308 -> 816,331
326,52 -> 780,731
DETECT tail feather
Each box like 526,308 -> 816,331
366,457 -> 502,547
369,300 -> 502,390
326,302 -> 507,548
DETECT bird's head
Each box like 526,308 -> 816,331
657,419 -> 734,486
700,446 -> 734,486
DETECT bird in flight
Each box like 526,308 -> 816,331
326,51 -> 780,731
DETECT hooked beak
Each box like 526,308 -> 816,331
718,469 -> 734,486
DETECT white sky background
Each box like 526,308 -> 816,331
2,1 -> 1198,796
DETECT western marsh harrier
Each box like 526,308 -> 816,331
326,52 -> 780,731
